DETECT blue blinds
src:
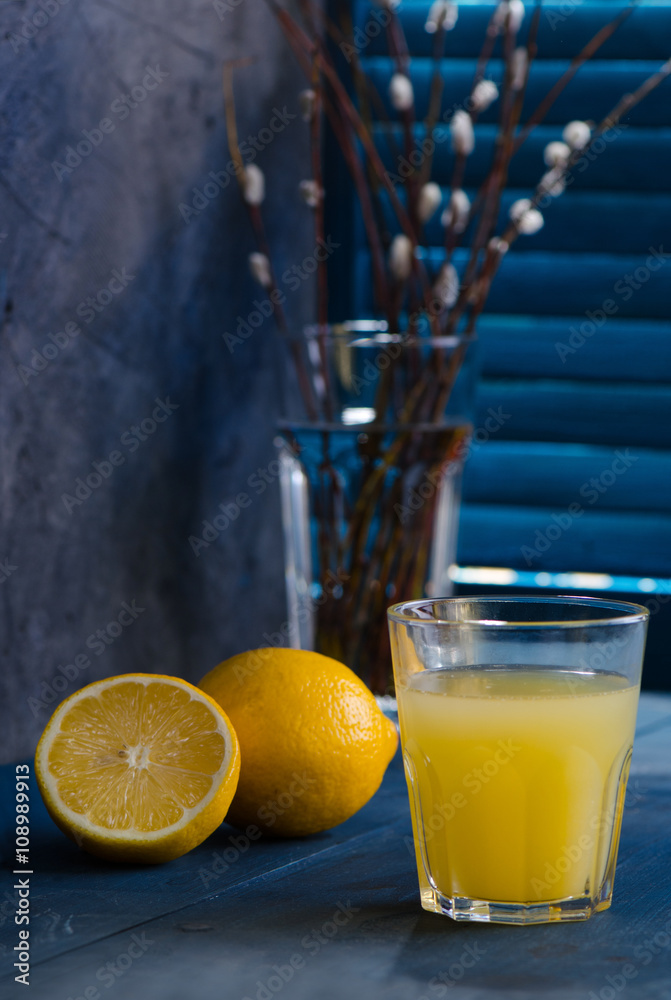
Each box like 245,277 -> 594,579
344,0 -> 671,584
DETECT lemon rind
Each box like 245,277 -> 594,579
36,674 -> 238,843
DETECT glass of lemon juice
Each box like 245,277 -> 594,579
388,596 -> 648,924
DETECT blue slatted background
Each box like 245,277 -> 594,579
341,0 -> 671,588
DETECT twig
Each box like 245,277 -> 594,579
472,57 -> 671,325
267,0 -> 440,328
223,62 -> 319,419
309,52 -> 334,421
222,60 -> 254,183
278,0 -> 392,319
442,4 -> 502,266
447,3 -> 633,336
419,10 -> 450,190
385,8 -> 419,235
457,4 -> 531,300
513,4 -> 635,152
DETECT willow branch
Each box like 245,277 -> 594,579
513,4 -> 634,152
385,8 -> 419,233
442,4 -> 502,264
473,57 -> 671,324
308,52 -> 334,420
419,12 -> 449,190
267,0 -> 441,328
223,62 -> 319,419
271,2 -> 392,318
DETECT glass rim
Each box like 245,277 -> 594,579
387,594 -> 650,628
303,320 -> 475,349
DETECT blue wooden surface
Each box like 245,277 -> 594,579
354,249 -> 671,318
375,124 -> 671,191
476,316 -> 671,382
1,693 -> 670,999
334,0 -> 671,583
380,188 -> 671,254
473,379 -> 671,447
364,58 -> 671,125
458,506 -> 671,575
463,443 -> 671,511
356,0 -> 671,61
427,192 -> 671,255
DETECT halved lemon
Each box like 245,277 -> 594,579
35,674 -> 240,864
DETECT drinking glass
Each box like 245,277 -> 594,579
388,596 -> 649,924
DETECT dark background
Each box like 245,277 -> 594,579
0,0 -> 316,763
3,0 -> 670,764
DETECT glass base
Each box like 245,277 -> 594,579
420,886 -> 612,925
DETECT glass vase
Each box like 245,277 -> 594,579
275,322 -> 477,694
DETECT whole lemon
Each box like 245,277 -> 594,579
198,648 -> 398,837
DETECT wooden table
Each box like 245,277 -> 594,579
2,693 -> 671,1000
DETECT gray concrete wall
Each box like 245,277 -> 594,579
0,0 -> 314,761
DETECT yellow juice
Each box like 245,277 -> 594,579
398,668 -> 639,904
